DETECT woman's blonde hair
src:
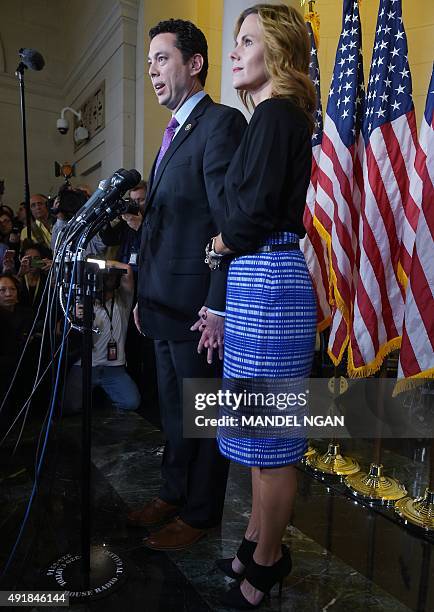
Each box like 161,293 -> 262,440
235,3 -> 316,131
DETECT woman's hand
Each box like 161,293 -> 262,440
41,258 -> 52,272
190,305 -> 208,333
17,255 -> 31,277
191,307 -> 225,364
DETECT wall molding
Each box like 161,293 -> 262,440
0,71 -> 64,102
62,1 -> 139,100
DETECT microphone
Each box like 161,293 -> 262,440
72,168 -> 141,228
18,48 -> 45,71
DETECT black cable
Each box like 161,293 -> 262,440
1,196 -> 131,577
0,253 -> 77,578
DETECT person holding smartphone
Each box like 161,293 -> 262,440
15,242 -> 52,316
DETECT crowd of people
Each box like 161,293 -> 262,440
2,4 -> 320,608
0,180 -> 154,425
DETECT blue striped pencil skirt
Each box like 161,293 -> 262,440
217,232 -> 317,467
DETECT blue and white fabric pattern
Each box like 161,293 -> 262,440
218,232 -> 317,467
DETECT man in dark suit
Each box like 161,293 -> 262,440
129,19 -> 246,549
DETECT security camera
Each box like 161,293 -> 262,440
57,106 -> 82,136
56,117 -> 69,135
74,125 -> 89,143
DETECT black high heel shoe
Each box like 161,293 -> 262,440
220,545 -> 292,609
216,537 -> 257,580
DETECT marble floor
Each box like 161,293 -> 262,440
0,407 -> 432,611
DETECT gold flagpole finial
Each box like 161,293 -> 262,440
303,0 -> 320,48
300,0 -> 316,10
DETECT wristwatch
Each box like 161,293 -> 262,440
205,237 -> 224,270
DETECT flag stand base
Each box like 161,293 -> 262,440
305,442 -> 360,478
394,488 -> 434,531
345,463 -> 407,506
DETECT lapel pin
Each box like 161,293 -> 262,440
185,123 -> 192,131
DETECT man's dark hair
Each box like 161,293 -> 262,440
20,240 -> 52,259
130,180 -> 148,193
0,207 -> 14,220
149,19 -> 208,86
55,185 -> 87,217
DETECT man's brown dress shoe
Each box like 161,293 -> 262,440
127,497 -> 179,528
143,517 -> 207,550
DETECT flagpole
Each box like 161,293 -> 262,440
302,0 -> 332,462
306,365 -> 360,479
345,360 -> 407,504
304,0 -> 360,479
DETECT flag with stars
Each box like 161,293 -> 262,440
313,0 -> 365,365
349,0 -> 420,376
302,20 -> 331,332
396,66 -> 434,390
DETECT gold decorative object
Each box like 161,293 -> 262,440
302,0 -> 320,48
327,376 -> 349,396
345,463 -> 407,505
303,444 -> 317,463
306,442 -> 360,477
395,488 -> 434,531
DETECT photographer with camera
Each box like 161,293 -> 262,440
98,180 -> 159,421
99,180 -> 147,271
63,260 -> 140,414
51,184 -> 107,256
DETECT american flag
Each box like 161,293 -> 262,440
313,0 -> 365,364
349,0 -> 420,376
302,20 -> 331,332
397,66 -> 434,388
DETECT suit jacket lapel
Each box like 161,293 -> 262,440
145,95 -> 212,210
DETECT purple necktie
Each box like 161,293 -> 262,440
154,116 -> 179,174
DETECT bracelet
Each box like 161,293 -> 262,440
205,237 -> 224,271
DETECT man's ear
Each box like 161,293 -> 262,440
189,53 -> 204,77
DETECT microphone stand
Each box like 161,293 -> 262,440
15,62 -> 32,240
80,261 -> 95,588
44,228 -> 127,601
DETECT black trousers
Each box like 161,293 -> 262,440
154,338 -> 229,528
125,314 -> 160,426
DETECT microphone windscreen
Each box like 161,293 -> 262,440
19,48 -> 45,71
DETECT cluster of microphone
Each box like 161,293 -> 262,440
70,168 -> 141,229
54,168 -> 141,330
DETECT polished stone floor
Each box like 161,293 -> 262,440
0,407 -> 432,611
